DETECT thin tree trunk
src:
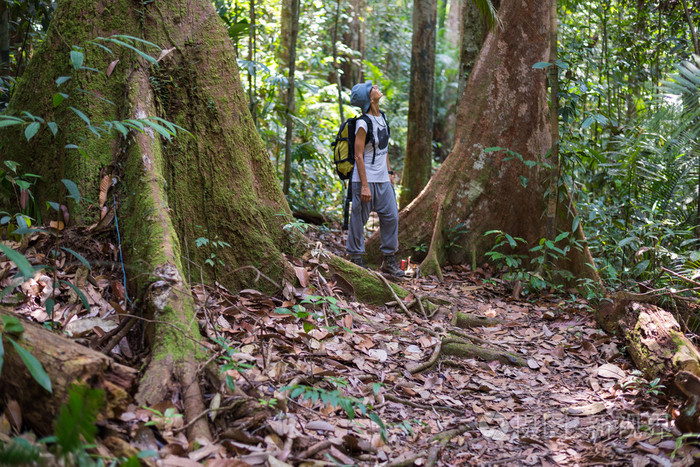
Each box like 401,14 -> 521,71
678,0 -> 700,238
545,0 -> 559,243
446,0 -> 461,48
400,0 -> 437,208
332,0 -> 344,122
457,0 -> 487,100
0,5 -> 8,73
248,0 -> 257,127
282,0 -> 300,195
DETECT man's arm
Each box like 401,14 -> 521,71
355,127 -> 371,203
386,153 -> 393,185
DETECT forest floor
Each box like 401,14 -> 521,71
1,223 -> 697,466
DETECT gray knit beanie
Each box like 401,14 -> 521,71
350,81 -> 373,114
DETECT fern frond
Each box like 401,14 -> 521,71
0,438 -> 42,465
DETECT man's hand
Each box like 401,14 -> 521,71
361,184 -> 371,203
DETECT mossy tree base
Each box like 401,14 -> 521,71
2,0 -> 296,440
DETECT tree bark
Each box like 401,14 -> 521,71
341,0 -> 363,88
596,300 -> 700,383
367,0 -> 599,286
0,5 -> 8,73
544,0 -> 559,244
446,0 -> 461,48
282,0 -> 300,195
457,0 -> 487,100
400,0 -> 438,208
331,0 -> 345,122
0,310 -> 136,436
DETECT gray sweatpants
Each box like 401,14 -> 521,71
346,181 -> 399,256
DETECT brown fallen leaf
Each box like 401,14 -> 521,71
597,363 -> 625,380
5,400 -> 21,432
105,59 -> 119,77
567,401 -> 606,416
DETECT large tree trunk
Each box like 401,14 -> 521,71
400,0 -> 438,209
1,0 -> 296,440
366,0 -> 599,286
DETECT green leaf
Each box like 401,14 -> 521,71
56,76 -> 71,87
273,307 -> 291,315
580,117 -> 595,130
53,92 -> 68,108
0,116 -> 25,128
0,437 -> 41,464
112,121 -> 129,136
302,321 -> 315,333
47,122 -> 58,136
60,280 -> 90,312
532,61 -> 552,69
55,384 -> 104,453
225,374 -> 235,392
45,298 -> 55,321
62,178 -> 82,203
70,50 -> 84,70
0,244 -> 35,279
24,122 -> 40,141
100,37 -> 158,65
227,20 -> 250,40
61,247 -> 91,270
2,315 -> 25,335
142,119 -> 175,140
8,338 -> 52,393
108,34 -> 161,50
68,107 -> 91,126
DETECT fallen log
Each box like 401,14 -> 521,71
596,299 -> 700,433
0,310 -> 137,435
596,300 -> 700,381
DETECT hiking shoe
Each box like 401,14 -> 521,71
350,256 -> 366,268
381,255 -> 405,277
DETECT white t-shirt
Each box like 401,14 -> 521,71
353,114 -> 390,183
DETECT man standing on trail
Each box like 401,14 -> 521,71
346,81 -> 404,278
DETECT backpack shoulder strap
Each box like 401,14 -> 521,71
358,114 -> 373,145
357,114 -> 377,164
380,110 -> 390,138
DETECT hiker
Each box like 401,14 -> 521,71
346,81 -> 404,278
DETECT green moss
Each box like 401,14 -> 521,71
327,255 -> 407,305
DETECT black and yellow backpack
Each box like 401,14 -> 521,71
331,111 -> 389,180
